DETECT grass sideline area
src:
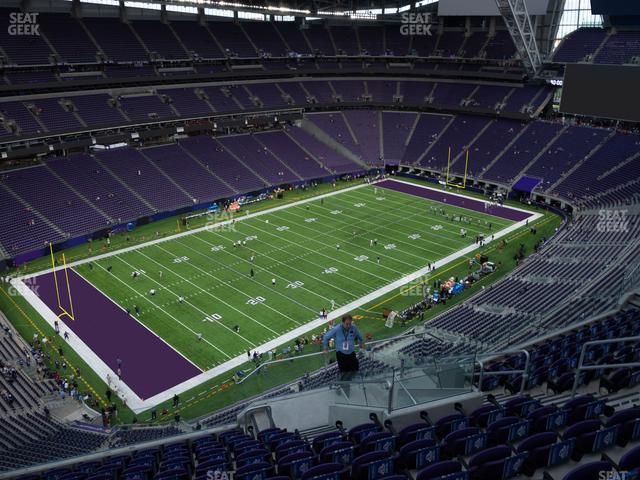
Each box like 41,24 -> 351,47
70,181 -> 512,370
0,176 -> 562,425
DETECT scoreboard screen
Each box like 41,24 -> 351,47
560,63 -> 640,123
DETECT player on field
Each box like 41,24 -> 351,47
159,271 -> 163,279
331,299 -> 336,310
250,268 -> 254,278
272,278 -> 276,286
149,289 -> 156,296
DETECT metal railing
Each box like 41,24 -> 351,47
476,349 -> 531,394
571,335 -> 640,398
326,360 -> 478,413
235,330 -> 432,385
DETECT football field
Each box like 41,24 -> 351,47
16,179 -> 536,409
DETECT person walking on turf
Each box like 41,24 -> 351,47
322,314 -> 364,396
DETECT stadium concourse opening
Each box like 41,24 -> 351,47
14,179 -> 538,412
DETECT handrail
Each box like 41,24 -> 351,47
476,348 -> 531,394
394,370 -> 417,410
235,330 -> 430,385
571,335 -> 640,398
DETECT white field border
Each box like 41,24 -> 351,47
11,179 -> 542,413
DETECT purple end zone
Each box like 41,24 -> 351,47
30,269 -> 201,400
377,179 -> 533,222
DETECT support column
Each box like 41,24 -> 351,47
495,0 -> 542,77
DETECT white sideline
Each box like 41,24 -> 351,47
17,181 -> 374,281
11,179 -> 542,413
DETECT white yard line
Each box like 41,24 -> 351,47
12,179 -> 541,413
194,229 -> 364,301
244,220 -> 403,283
95,260 -> 238,357
385,178 -> 537,217
267,208 -> 414,273
282,204 -> 452,261
137,209 -> 543,412
123,249 -> 278,339
340,188 -> 508,236
172,236 -> 323,316
16,181 -> 375,282
10,272 -> 199,412
151,243 -> 299,329
284,198 -> 465,256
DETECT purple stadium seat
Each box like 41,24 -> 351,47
348,423 -> 381,444
435,413 -> 468,438
234,460 -> 273,480
562,461 -> 616,480
467,445 -> 516,480
300,463 -> 344,480
527,405 -> 561,433
469,404 -> 503,428
277,451 -> 315,478
275,440 -> 309,460
442,427 -> 483,457
515,432 -> 558,475
486,417 -> 522,445
351,451 -> 394,480
397,423 -> 436,446
416,460 -> 463,480
398,439 -> 438,470
600,368 -> 631,394
319,441 -> 355,465
561,419 -> 602,460
358,432 -> 396,454
235,448 -> 270,467
606,407 -> 640,446
312,432 -> 344,454
619,444 -> 640,471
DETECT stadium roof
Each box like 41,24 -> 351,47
111,0 -> 438,19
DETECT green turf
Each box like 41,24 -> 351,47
0,178 -> 561,424
72,184 -> 513,371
